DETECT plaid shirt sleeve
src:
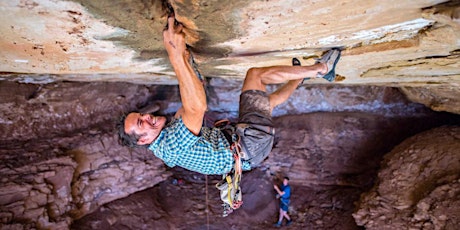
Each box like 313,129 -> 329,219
149,118 -> 235,175
149,118 -> 199,168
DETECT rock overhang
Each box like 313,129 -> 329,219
0,0 -> 459,113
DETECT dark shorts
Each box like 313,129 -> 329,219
280,200 -> 289,211
236,90 -> 275,167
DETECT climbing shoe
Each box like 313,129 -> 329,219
316,48 -> 341,82
292,57 -> 301,66
274,222 -> 282,227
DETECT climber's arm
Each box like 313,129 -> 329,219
163,16 -> 206,135
274,185 -> 285,196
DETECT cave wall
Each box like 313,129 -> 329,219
1,79 -> 459,229
0,81 -> 176,228
353,126 -> 460,229
0,134 -> 169,229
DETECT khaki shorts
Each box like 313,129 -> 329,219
237,90 -> 275,167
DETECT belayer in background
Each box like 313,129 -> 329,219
274,176 -> 292,227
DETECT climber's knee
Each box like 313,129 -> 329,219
241,67 -> 266,92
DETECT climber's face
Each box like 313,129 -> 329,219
124,112 -> 166,145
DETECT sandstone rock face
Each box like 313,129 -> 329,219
0,1 -> 459,114
401,85 -> 460,115
69,135 -> 170,219
353,126 -> 460,229
0,156 -> 77,229
0,81 -> 174,229
0,137 -> 168,229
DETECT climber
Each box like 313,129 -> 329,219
118,15 -> 341,175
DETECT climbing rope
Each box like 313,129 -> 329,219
164,6 -> 211,227
205,175 -> 209,230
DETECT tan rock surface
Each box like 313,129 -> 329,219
0,0 -> 459,113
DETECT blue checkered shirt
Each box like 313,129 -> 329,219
149,118 -> 251,175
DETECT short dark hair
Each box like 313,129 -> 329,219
284,176 -> 290,181
117,113 -> 142,148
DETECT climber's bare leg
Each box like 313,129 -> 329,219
241,63 -> 326,111
268,80 -> 301,112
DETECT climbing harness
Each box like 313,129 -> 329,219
216,140 -> 244,217
214,119 -> 245,217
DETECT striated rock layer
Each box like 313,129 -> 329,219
353,126 -> 460,230
0,136 -> 168,229
0,1 -> 459,114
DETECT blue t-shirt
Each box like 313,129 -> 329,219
281,184 -> 291,203
149,118 -> 251,175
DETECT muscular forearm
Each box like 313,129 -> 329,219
163,16 -> 206,134
169,55 -> 207,115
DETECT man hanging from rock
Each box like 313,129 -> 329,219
118,15 -> 341,214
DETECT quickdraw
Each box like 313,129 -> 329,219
215,120 -> 245,217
